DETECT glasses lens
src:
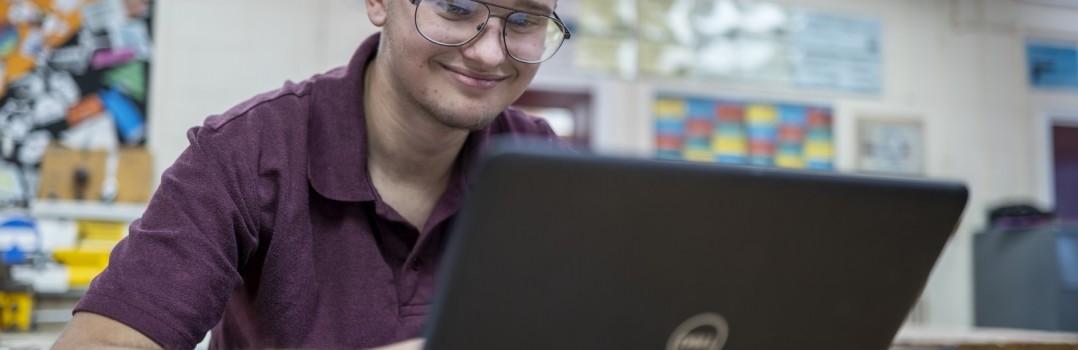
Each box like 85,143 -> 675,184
416,0 -> 489,46
504,12 -> 566,63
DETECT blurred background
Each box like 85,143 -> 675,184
1,0 -> 1077,348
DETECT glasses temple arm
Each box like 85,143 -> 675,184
553,12 -> 572,39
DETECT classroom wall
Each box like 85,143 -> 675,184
147,0 -> 380,176
147,0 -> 1078,327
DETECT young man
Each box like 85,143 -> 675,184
52,0 -> 569,348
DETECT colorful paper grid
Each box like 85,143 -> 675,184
653,95 -> 834,170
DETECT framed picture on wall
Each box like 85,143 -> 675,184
856,117 -> 925,176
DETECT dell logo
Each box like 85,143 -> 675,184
666,313 -> 729,350
679,326 -> 718,350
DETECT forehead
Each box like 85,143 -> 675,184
486,0 -> 557,14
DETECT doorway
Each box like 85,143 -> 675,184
1054,123 -> 1078,221
513,90 -> 593,149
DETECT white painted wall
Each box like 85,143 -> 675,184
147,0 -> 1078,327
147,0 -> 379,176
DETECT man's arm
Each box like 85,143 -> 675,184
54,312 -> 422,350
52,312 -> 164,349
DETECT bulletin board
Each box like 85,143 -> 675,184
654,94 -> 834,170
576,0 -> 883,94
0,0 -> 152,207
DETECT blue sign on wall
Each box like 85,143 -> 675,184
1027,39 -> 1078,90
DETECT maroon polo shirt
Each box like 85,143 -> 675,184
75,33 -> 560,349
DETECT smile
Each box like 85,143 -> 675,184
444,65 -> 506,90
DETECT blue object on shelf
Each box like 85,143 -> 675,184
0,216 -> 38,261
2,246 -> 27,265
101,86 -> 146,144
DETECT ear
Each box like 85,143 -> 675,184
366,0 -> 389,27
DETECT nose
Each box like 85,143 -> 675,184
460,18 -> 508,68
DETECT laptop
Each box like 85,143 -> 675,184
424,146 -> 968,350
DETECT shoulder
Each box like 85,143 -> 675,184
199,69 -> 342,134
187,67 -> 348,149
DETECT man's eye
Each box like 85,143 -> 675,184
508,14 -> 542,29
445,4 -> 472,15
435,0 -> 478,19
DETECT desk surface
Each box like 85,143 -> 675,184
893,326 -> 1078,349
3,327 -> 1076,349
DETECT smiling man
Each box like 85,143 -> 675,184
52,0 -> 569,349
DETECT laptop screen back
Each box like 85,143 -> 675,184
424,148 -> 968,350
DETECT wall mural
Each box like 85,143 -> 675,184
0,0 -> 152,207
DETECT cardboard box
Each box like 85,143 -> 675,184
114,147 -> 153,203
37,145 -> 106,201
37,144 -> 153,203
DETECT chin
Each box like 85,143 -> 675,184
424,99 -> 505,131
434,113 -> 498,131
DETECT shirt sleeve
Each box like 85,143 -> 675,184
75,123 -> 260,349
529,116 -> 564,143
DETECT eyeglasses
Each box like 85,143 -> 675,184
407,0 -> 572,64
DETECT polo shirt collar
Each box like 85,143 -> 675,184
308,33 -> 380,202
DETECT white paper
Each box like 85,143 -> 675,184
11,71 -> 46,100
0,162 -> 25,204
8,2 -> 43,26
32,95 -> 67,126
19,28 -> 46,62
42,14 -> 70,40
53,0 -> 83,14
36,218 -> 78,251
21,168 -> 39,207
48,70 -> 81,106
50,44 -> 93,75
17,130 -> 51,166
61,114 -> 120,151
81,28 -> 111,51
1,136 -> 13,159
12,263 -> 69,294
114,20 -> 152,60
2,112 -> 34,143
81,0 -> 126,32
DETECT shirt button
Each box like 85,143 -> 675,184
411,259 -> 423,271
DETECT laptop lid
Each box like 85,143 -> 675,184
424,147 -> 968,350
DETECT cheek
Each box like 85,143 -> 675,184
510,65 -> 539,89
514,62 -> 539,79
413,57 -> 437,98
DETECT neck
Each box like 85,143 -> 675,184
364,58 -> 469,190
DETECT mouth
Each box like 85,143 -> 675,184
443,65 -> 508,90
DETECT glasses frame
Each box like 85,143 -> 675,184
407,0 -> 573,64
